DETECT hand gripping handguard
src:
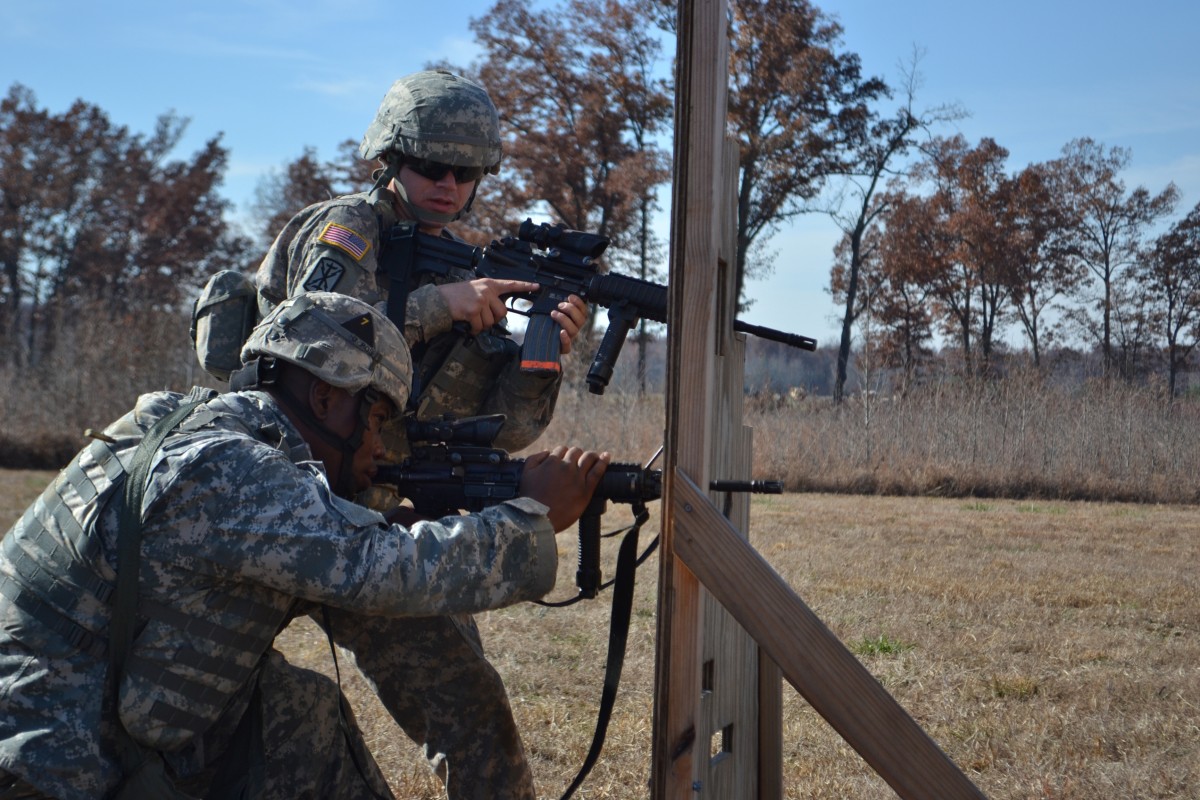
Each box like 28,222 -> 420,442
373,414 -> 662,599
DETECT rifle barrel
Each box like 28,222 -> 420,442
732,319 -> 817,351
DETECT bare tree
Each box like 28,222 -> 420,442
250,145 -> 349,249
725,0 -> 886,311
827,48 -> 963,402
1108,270 -> 1158,383
1055,137 -> 1179,376
1141,201 -> 1200,396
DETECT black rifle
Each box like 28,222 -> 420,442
374,414 -> 662,599
380,219 -> 817,395
375,413 -> 781,800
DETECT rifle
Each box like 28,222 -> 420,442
374,414 -> 662,599
375,413 -> 782,800
380,219 -> 817,395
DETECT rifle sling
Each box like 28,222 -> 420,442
558,522 -> 642,800
381,224 -> 416,332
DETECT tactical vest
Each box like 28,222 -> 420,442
408,298 -> 519,419
372,194 -> 518,428
0,393 -> 296,751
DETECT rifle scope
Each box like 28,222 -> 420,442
518,219 -> 610,260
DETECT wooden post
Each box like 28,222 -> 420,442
651,1 -> 985,798
652,0 -> 748,795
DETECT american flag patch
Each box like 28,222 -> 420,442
318,222 -> 371,262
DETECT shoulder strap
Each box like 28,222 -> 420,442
106,395 -> 209,780
379,220 -> 420,331
559,523 -> 643,800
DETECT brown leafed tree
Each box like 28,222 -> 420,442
456,0 -> 672,389
0,83 -> 251,368
463,0 -> 671,255
1054,137 -> 1179,377
883,137 -> 984,375
726,0 -> 886,311
948,137 -> 1022,372
0,84 -> 45,359
867,188 -> 946,386
889,135 -> 1024,376
1005,160 -> 1088,366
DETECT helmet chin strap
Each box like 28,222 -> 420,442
390,178 -> 464,226
268,374 -> 368,499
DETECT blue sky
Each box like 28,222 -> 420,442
3,0 -> 1198,345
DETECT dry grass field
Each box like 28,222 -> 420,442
2,470 -> 1196,799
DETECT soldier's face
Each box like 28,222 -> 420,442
397,163 -> 477,228
322,388 -> 391,495
352,396 -> 393,494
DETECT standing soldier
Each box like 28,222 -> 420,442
252,71 -> 589,799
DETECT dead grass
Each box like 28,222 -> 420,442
4,468 -> 1197,799
744,378 -> 1200,505
282,494 -> 1200,799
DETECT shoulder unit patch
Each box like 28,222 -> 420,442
318,221 -> 371,262
302,257 -> 347,292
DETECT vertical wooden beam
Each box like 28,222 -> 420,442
650,3 -> 982,797
651,0 -> 728,796
694,137 -> 759,799
759,651 -> 783,800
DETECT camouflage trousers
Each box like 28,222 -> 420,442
318,609 -> 536,800
0,649 -> 393,800
186,648 -> 394,800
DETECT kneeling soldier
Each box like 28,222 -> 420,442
0,292 -> 607,800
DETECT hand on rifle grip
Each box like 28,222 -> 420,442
550,294 -> 588,355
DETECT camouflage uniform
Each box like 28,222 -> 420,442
0,387 -> 557,800
254,71 -> 562,800
254,188 -> 561,457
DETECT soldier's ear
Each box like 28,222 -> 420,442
308,378 -> 339,421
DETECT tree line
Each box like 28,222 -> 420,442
1,0 -> 1196,406
832,134 -> 1198,400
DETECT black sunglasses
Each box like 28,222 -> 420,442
404,157 -> 486,184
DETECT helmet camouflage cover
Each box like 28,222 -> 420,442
359,69 -> 502,173
241,292 -> 412,412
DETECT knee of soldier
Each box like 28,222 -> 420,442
259,650 -> 346,729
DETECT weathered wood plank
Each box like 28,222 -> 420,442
672,471 -> 989,800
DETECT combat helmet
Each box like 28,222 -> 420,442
240,291 -> 412,413
360,69 -> 502,174
360,70 -> 502,225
